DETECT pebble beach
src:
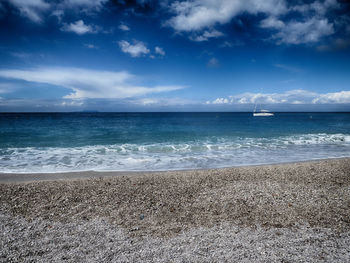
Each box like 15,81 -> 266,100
1,158 -> 350,262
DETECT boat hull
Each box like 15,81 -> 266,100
253,112 -> 274,116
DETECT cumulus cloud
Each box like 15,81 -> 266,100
190,29 -> 224,42
118,40 -> 150,57
211,98 -> 229,104
292,0 -> 340,16
312,91 -> 350,104
133,97 -> 195,106
260,0 -> 341,44
207,90 -> 350,105
155,46 -> 165,56
260,16 -> 285,29
0,68 -> 185,99
167,0 -> 287,32
119,24 -> 130,31
165,0 -> 344,45
265,17 -> 334,44
260,0 -> 340,44
61,100 -> 84,107
61,20 -> 98,35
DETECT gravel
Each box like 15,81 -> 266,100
1,158 -> 350,262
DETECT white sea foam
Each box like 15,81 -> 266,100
0,133 -> 349,173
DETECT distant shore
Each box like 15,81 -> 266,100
1,158 -> 350,262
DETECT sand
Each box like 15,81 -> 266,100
1,158 -> 350,262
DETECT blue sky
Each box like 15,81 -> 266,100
0,0 -> 349,112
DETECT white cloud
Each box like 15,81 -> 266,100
51,9 -> 64,22
207,90 -> 350,105
212,98 -> 229,104
260,16 -> 285,29
61,100 -> 84,107
269,17 -> 334,44
132,97 -> 196,106
292,0 -> 340,16
155,46 -> 165,56
312,91 -> 350,104
166,0 -> 287,32
61,20 -> 98,35
260,1 -> 340,44
9,0 -> 50,23
190,29 -> 224,42
119,24 -> 130,31
62,0 -> 108,10
6,0 -> 108,23
0,68 -> 186,99
166,0 -> 342,45
118,40 -> 150,57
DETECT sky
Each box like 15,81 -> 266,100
0,0 -> 349,112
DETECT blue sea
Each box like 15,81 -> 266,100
0,112 -> 349,173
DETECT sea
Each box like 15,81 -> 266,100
0,112 -> 349,173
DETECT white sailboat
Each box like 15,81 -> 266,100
253,104 -> 274,117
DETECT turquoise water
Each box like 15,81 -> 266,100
0,112 -> 350,173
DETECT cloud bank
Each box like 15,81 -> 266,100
207,90 -> 350,105
0,68 -> 185,99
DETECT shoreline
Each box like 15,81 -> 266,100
1,157 -> 349,183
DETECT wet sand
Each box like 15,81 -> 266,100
1,158 -> 350,262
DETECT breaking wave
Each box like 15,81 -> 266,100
1,133 -> 350,173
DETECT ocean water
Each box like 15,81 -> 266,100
0,112 -> 349,173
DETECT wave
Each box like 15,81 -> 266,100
1,133 -> 350,173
